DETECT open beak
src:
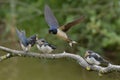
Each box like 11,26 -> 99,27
48,30 -> 52,34
84,51 -> 89,58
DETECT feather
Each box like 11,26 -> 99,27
60,16 -> 85,32
44,5 -> 59,29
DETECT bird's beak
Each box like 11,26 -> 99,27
49,30 -> 52,34
84,52 -> 89,58
36,37 -> 38,41
49,31 -> 51,34
35,34 -> 39,41
36,40 -> 39,44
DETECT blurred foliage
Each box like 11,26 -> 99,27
0,0 -> 120,61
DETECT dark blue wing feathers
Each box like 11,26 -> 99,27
90,53 -> 108,64
44,42 -> 56,49
16,28 -> 28,47
44,5 -> 59,29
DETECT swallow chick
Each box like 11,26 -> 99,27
44,5 -> 84,47
16,28 -> 37,52
84,50 -> 109,66
36,38 -> 56,53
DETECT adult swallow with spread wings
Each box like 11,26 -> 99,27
44,5 -> 84,47
16,28 -> 37,52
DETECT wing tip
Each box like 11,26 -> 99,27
45,4 -> 49,8
81,15 -> 85,19
76,15 -> 85,21
16,28 -> 20,35
44,4 -> 50,12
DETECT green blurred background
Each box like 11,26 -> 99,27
0,0 -> 120,80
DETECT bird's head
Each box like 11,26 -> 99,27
36,38 -> 46,45
31,35 -> 38,41
87,50 -> 94,54
28,34 -> 38,46
49,28 -> 57,34
84,50 -> 93,58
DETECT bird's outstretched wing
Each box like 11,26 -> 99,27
16,28 -> 28,46
44,5 -> 59,29
48,44 -> 56,49
60,16 -> 85,32
21,30 -> 26,36
44,42 -> 56,50
16,28 -> 25,40
91,53 -> 108,64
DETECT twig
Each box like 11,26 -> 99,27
0,45 -> 120,74
0,53 -> 13,61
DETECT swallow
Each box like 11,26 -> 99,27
44,5 -> 84,47
16,28 -> 37,52
36,38 -> 56,53
84,50 -> 109,66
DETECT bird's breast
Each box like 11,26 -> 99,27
20,42 -> 31,51
37,44 -> 53,53
56,29 -> 69,41
85,57 -> 100,65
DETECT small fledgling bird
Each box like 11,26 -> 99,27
16,28 -> 37,52
44,5 -> 84,47
36,38 -> 56,53
84,50 -> 109,66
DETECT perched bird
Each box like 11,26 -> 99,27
44,5 -> 84,47
36,38 -> 56,53
84,50 -> 109,66
16,28 -> 37,52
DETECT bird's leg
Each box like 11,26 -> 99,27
86,66 -> 91,71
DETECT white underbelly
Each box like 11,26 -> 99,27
56,29 -> 68,40
37,44 -> 53,53
20,42 -> 30,51
86,57 -> 100,65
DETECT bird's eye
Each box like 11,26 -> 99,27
49,29 -> 57,34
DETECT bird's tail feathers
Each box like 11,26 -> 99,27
69,40 -> 77,47
101,59 -> 109,66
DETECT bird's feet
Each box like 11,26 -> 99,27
86,66 -> 91,71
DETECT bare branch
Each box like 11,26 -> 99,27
0,45 -> 120,74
